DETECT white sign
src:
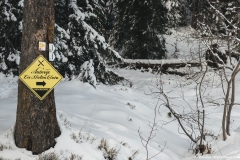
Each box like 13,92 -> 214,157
49,43 -> 55,61
39,42 -> 46,51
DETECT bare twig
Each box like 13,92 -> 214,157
138,105 -> 166,160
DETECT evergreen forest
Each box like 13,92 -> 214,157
0,0 -> 239,87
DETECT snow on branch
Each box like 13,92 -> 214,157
207,1 -> 239,30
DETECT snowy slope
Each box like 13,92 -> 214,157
0,71 -> 188,160
0,67 -> 240,160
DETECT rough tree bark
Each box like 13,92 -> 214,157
14,0 -> 61,154
191,0 -> 199,29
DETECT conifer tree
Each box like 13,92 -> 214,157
0,1 -> 4,65
110,0 -> 131,53
178,0 -> 191,26
55,0 -> 69,30
0,0 -> 124,86
0,0 -> 22,75
55,0 -> 123,86
194,0 -> 240,39
54,0 -> 71,77
112,0 -> 168,59
166,0 -> 181,28
100,0 -> 116,42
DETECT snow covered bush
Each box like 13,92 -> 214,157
98,139 -> 119,160
0,0 -> 22,75
78,60 -> 97,87
54,0 -> 124,87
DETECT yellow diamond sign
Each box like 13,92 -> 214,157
19,55 -> 63,100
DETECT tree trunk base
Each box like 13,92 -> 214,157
15,83 -> 61,155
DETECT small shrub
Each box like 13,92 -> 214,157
69,153 -> 83,160
195,143 -> 212,155
98,139 -> 119,160
38,152 -> 59,160
127,103 -> 135,109
0,144 -> 8,151
71,132 -> 96,144
64,118 -> 71,127
120,142 -> 127,146
84,132 -> 96,143
71,133 -> 78,143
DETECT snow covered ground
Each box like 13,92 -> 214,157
0,67 -> 240,160
1,29 -> 240,160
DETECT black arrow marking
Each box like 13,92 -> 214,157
36,81 -> 46,87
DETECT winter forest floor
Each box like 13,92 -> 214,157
1,28 -> 240,160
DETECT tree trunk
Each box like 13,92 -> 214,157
191,0 -> 199,29
14,0 -> 61,155
222,81 -> 230,141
